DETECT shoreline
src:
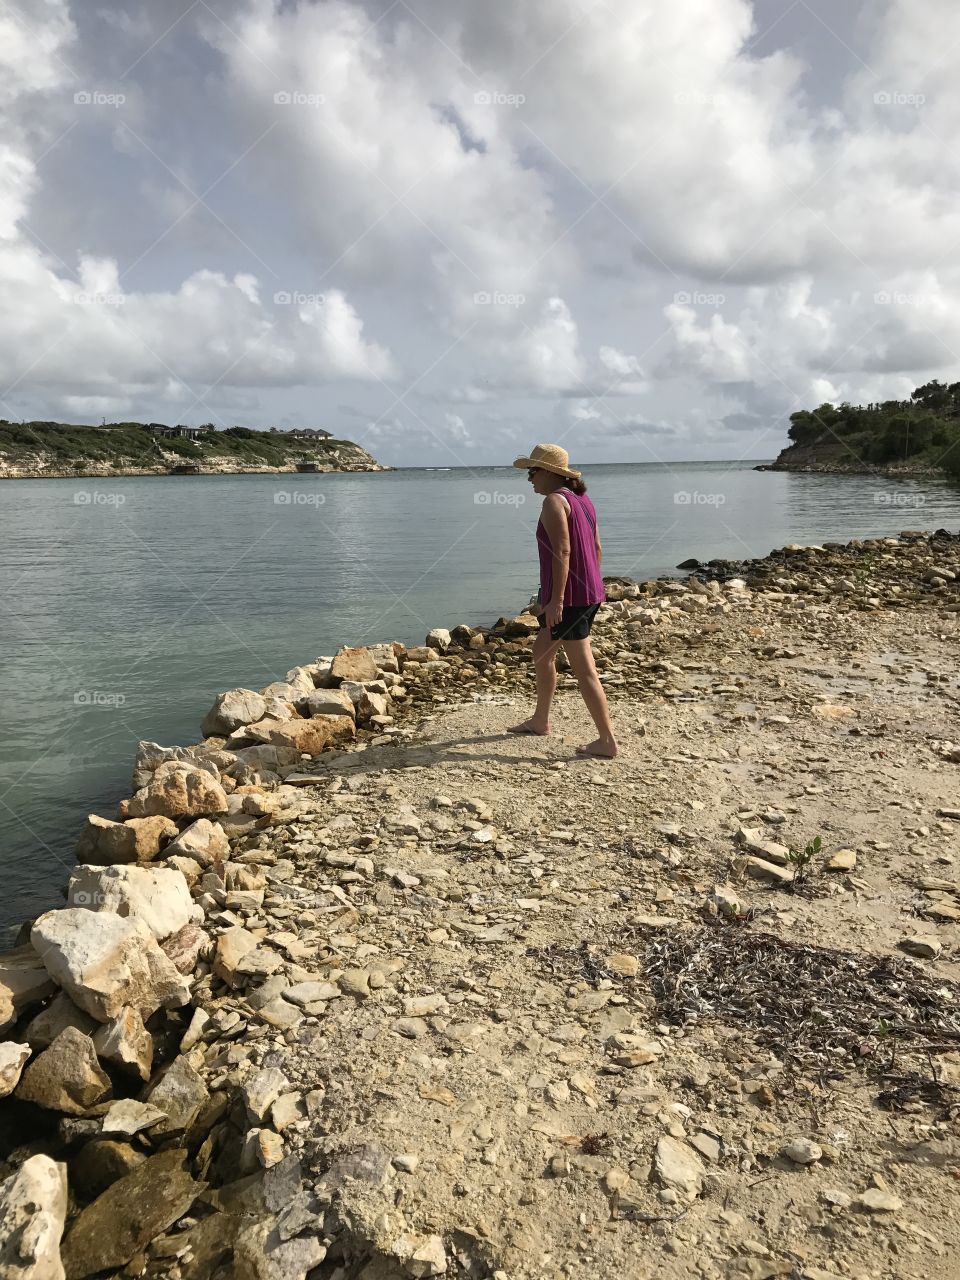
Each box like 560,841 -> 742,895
2,528 -> 960,1277
757,460 -> 949,479
0,463 -> 389,480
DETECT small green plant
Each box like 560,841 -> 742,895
786,835 -> 822,887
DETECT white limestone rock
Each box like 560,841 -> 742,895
30,909 -> 189,1023
201,688 -> 268,737
118,761 -> 228,821
67,864 -> 201,941
0,946 -> 58,1034
161,818 -> 230,867
0,1042 -> 31,1099
0,1155 -> 68,1280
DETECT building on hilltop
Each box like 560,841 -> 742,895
288,428 -> 332,440
148,425 -> 210,440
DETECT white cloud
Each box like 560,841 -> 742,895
0,0 -> 397,423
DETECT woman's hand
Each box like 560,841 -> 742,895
545,597 -> 563,628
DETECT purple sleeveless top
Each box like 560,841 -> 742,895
537,490 -> 605,607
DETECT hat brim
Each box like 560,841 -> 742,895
512,455 -> 582,479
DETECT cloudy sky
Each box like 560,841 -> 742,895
1,0 -> 957,466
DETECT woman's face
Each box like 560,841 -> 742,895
527,466 -> 553,495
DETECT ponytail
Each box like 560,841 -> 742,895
564,476 -> 587,496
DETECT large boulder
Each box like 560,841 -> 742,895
200,689 -> 267,737
246,715 -> 355,757
68,1140 -> 146,1201
227,744 -> 299,776
357,690 -> 390,722
282,665 -> 319,693
160,922 -> 207,975
301,689 -> 356,718
130,741 -> 190,791
92,1007 -> 153,1081
0,945 -> 57,1034
145,1055 -> 208,1137
67,865 -> 201,941
161,818 -> 230,867
0,1155 -> 68,1280
60,1149 -> 201,1280
330,645 -> 379,683
118,762 -> 228,821
31,909 -> 190,1023
368,642 -> 402,672
212,927 -> 258,988
23,992 -> 98,1050
0,1042 -> 31,1098
75,814 -> 178,865
15,1026 -> 111,1115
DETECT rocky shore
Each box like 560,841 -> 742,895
0,457 -> 387,480
2,530 -> 960,1279
758,441 -> 946,478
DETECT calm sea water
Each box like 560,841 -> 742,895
2,460 -> 959,935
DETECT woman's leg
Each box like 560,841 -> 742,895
561,637 -> 618,757
508,628 -> 561,734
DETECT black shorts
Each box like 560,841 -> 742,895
537,603 -> 601,642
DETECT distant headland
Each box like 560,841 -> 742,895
759,379 -> 960,479
0,421 -> 386,479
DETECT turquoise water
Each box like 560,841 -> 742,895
2,460 -> 959,934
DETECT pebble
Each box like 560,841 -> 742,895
782,1138 -> 822,1165
898,936 -> 942,959
855,1187 -> 903,1213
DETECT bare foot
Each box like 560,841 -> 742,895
575,737 -> 618,758
508,719 -> 551,736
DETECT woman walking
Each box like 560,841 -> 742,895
507,443 -> 618,758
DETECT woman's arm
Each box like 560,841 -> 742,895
541,493 -> 570,627
594,521 -> 602,569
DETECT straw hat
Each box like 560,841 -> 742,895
511,442 -> 581,479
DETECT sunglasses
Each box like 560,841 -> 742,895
527,467 -> 542,477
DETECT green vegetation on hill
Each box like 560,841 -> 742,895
783,380 -> 960,475
0,420 -> 377,472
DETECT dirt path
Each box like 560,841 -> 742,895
232,595 -> 960,1279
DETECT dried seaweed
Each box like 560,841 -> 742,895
525,941 -> 615,985
643,926 -> 960,1094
